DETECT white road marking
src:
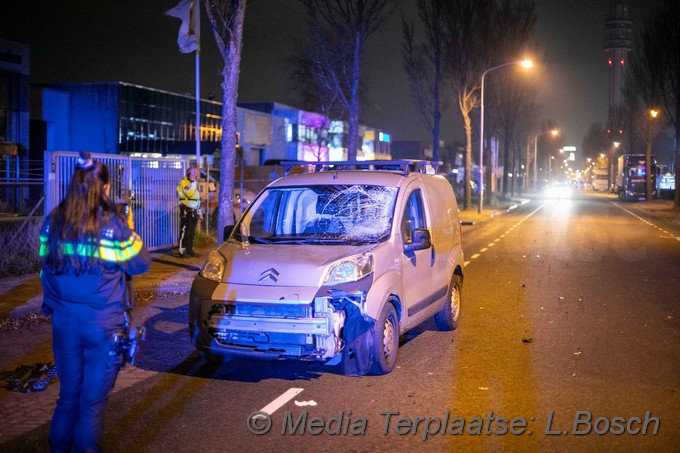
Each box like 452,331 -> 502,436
258,388 -> 304,416
465,203 -> 545,267
614,202 -> 679,241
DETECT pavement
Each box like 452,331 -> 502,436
458,193 -> 532,226
0,190 -> 678,446
0,248 -> 207,445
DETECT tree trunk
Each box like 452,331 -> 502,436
674,142 -> 680,209
646,139 -> 653,202
213,1 -> 246,243
502,133 -> 511,195
432,74 -> 441,162
462,107 -> 473,210
347,32 -> 362,161
525,143 -> 530,191
217,67 -> 238,243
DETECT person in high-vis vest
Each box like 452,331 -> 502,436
177,166 -> 203,257
40,151 -> 150,452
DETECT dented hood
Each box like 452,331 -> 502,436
217,241 -> 375,287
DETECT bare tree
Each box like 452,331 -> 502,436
202,0 -> 247,242
402,0 -> 450,162
441,0 -> 494,209
443,0 -> 536,209
300,0 -> 397,161
626,1 -> 677,204
485,0 -> 536,196
624,46 -> 666,201
581,122 -> 612,162
286,39 -> 343,122
516,101 -> 539,190
285,39 -> 341,162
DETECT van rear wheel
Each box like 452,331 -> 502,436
434,274 -> 462,331
370,302 -> 399,375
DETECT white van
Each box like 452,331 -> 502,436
189,161 -> 464,375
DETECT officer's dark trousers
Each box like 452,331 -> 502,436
49,303 -> 124,453
178,205 -> 198,255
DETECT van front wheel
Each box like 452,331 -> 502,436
434,274 -> 462,331
370,302 -> 399,375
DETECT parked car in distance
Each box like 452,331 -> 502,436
198,174 -> 256,225
189,160 -> 465,376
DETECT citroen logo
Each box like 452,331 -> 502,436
258,268 -> 280,283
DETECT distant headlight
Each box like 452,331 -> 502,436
200,250 -> 226,282
322,253 -> 374,285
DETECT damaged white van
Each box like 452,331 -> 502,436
189,160 -> 464,375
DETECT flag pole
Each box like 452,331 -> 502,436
195,48 -> 200,167
194,0 -> 201,168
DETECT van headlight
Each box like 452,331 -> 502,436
200,250 -> 226,282
322,253 -> 374,285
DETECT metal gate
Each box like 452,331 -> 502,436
44,151 -> 187,251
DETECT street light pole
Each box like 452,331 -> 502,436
478,59 -> 532,214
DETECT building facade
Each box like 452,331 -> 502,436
0,38 -> 29,158
33,83 -> 390,166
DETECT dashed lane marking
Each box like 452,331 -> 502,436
464,204 -> 544,268
614,203 -> 680,242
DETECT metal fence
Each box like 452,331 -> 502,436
0,158 -> 45,245
45,151 -> 187,251
1,153 -> 283,257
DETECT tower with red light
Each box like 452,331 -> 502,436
604,1 -> 631,144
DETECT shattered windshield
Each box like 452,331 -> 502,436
234,185 -> 398,245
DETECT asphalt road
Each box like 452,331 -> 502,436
3,190 -> 680,452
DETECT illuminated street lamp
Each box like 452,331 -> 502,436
532,129 -> 559,189
478,59 -> 532,213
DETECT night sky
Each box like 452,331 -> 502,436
1,0 -> 664,162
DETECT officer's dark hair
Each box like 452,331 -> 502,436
43,151 -> 115,273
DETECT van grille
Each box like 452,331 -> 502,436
209,302 -> 311,318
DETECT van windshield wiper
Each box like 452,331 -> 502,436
263,236 -> 346,244
249,236 -> 272,244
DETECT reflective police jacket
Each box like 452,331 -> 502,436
177,176 -> 201,211
39,212 -> 151,312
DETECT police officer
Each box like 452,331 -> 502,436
40,151 -> 150,452
177,166 -> 203,257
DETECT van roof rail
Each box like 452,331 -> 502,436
281,160 -> 443,177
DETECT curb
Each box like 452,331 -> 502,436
460,198 -> 530,226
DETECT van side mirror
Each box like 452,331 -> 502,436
404,227 -> 431,252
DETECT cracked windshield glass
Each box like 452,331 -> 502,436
237,185 -> 399,244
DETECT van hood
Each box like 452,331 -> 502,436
217,241 -> 376,287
